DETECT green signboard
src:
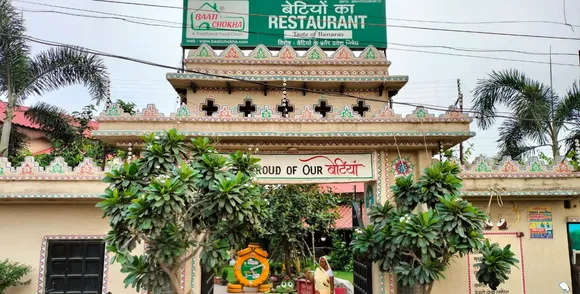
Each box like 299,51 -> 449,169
181,0 -> 387,49
240,258 -> 264,281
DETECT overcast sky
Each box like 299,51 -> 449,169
11,0 -> 580,158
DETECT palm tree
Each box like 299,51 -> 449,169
0,101 -> 81,159
472,69 -> 580,160
0,0 -> 110,157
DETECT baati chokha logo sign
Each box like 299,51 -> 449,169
184,1 -> 250,43
181,0 -> 387,49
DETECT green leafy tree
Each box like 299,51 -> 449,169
115,99 -> 138,115
8,100 -> 137,167
0,0 -> 110,157
97,129 -> 268,294
328,232 -> 353,271
351,161 -> 519,294
0,259 -> 31,294
443,141 -> 474,162
263,184 -> 339,276
472,69 -> 580,160
538,150 -> 579,171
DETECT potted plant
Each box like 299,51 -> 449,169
267,276 -> 274,289
221,268 -> 229,286
213,268 -> 222,285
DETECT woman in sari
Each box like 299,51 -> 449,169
314,256 -> 334,294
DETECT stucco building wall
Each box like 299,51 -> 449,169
433,199 -> 574,294
0,202 -> 141,294
1,199 -> 576,294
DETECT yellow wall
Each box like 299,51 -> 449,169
26,138 -> 51,155
0,203 -> 140,294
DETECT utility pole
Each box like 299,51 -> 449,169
456,79 -> 464,164
549,46 -> 559,160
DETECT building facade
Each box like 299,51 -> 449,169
1,45 -> 579,294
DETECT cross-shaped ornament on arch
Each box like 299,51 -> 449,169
314,100 -> 333,117
352,99 -> 370,117
238,99 -> 257,117
201,99 -> 219,116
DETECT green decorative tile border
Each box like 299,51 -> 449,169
166,73 -> 409,82
461,190 -> 578,197
185,44 -> 390,65
0,194 -> 100,199
455,155 -> 580,178
2,191 -> 577,199
96,103 -> 472,123
91,130 -> 476,137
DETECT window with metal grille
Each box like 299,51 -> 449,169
45,240 -> 105,294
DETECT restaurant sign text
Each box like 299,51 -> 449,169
181,0 -> 387,49
253,153 -> 374,182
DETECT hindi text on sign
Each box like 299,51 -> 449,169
252,153 -> 374,182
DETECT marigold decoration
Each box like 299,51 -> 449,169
233,243 -> 270,288
392,157 -> 414,177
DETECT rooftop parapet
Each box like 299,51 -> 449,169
0,155 -> 576,182
168,44 -> 408,101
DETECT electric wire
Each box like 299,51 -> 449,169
21,8 -> 181,28
14,10 -> 580,66
4,32 -> 578,125
90,0 -> 580,29
88,0 -> 580,41
15,0 -> 579,64
14,0 -> 180,25
14,0 -> 580,42
387,17 -> 580,28
387,47 -> 578,66
389,42 -> 576,56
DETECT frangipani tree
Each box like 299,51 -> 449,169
351,161 -> 518,294
97,129 -> 268,294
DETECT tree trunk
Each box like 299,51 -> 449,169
551,127 -> 560,161
284,247 -> 292,276
398,284 -> 432,294
0,76 -> 15,157
424,282 -> 434,294
168,272 -> 182,294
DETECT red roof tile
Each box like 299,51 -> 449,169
0,102 -> 41,130
335,205 -> 352,229
320,183 -> 364,194
334,204 -> 368,229
32,147 -> 52,155
0,101 -> 99,133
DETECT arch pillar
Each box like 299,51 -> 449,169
364,150 -> 395,294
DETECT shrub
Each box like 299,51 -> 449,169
0,259 -> 32,294
221,268 -> 229,281
328,232 -> 353,271
269,262 -> 282,275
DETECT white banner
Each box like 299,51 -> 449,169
253,153 -> 374,183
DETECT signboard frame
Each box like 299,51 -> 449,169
181,0 -> 387,50
245,153 -> 376,184
528,206 -> 553,239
